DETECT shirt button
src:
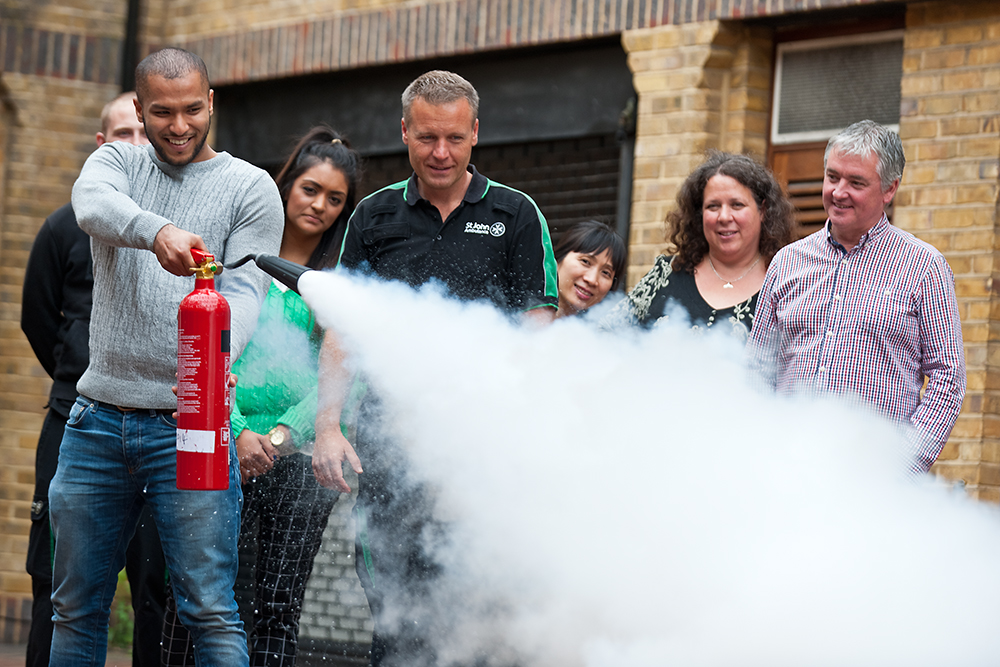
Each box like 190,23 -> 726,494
833,294 -> 842,301
826,330 -> 834,337
818,366 -> 827,373
841,258 -> 848,265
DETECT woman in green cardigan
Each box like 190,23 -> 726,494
162,126 -> 362,667
232,127 -> 361,665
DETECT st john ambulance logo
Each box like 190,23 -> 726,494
490,222 -> 506,237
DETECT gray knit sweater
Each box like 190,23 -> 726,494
71,142 -> 284,409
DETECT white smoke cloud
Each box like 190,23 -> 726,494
300,269 -> 1000,667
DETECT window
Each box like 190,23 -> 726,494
772,31 -> 904,145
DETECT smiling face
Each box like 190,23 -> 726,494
402,96 -> 479,199
557,248 -> 616,316
823,148 -> 898,247
284,161 -> 349,242
136,71 -> 215,166
701,174 -> 763,264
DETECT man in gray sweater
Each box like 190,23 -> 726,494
49,48 -> 283,667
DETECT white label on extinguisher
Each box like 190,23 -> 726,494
177,428 -> 215,453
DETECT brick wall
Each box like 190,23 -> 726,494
896,0 -> 1000,498
0,0 -> 125,638
300,484 -> 373,646
2,0 -> 129,35
621,20 -> 773,288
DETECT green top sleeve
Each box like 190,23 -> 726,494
275,386 -> 318,444
230,398 -> 250,439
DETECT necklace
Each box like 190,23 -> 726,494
708,254 -> 761,289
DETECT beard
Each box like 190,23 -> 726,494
146,116 -> 211,167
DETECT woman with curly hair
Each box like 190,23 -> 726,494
603,151 -> 795,338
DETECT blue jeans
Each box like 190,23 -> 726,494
48,397 -> 248,667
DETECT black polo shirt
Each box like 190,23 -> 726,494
338,166 -> 558,313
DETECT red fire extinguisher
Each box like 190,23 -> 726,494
176,248 -> 231,490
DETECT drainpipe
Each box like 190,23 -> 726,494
121,0 -> 141,92
614,96 -> 637,291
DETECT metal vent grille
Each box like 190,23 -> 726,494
772,32 -> 904,144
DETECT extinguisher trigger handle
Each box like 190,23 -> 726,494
190,248 -> 214,264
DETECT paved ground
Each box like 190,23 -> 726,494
0,643 -> 132,666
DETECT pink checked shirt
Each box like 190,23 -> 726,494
748,215 -> 966,473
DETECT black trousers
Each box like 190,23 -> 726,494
353,492 -> 444,667
26,400 -> 168,667
352,391 -> 449,667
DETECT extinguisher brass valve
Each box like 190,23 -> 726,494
190,249 -> 223,279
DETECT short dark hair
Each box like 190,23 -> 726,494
667,151 -> 796,272
274,126 -> 362,270
554,220 -> 627,289
402,70 -> 479,124
135,47 -> 210,103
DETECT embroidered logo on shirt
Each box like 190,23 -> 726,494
464,221 -> 506,237
465,221 -> 491,235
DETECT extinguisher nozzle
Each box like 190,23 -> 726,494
225,254 -> 310,295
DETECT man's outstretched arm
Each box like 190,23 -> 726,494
313,328 -> 364,492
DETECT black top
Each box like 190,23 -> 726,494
602,255 -> 758,338
338,166 -> 558,313
21,203 -> 93,407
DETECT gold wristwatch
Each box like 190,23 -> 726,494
268,427 -> 286,447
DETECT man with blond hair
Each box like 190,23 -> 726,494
313,70 -> 558,666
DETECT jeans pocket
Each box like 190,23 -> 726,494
66,397 -> 91,427
157,411 -> 178,429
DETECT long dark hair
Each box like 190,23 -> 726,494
667,151 -> 795,272
553,220 -> 627,290
275,126 -> 362,270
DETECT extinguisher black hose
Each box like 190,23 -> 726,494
225,254 -> 311,295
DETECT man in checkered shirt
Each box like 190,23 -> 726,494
748,120 -> 966,475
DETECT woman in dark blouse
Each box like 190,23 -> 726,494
603,152 -> 796,339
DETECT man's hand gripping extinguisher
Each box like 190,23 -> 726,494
176,248 -> 231,490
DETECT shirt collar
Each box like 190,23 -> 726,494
403,165 -> 488,206
824,213 -> 890,253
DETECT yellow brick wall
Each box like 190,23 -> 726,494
897,0 -> 1000,499
621,20 -> 773,289
1,0 -> 129,35
141,0 -> 410,42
